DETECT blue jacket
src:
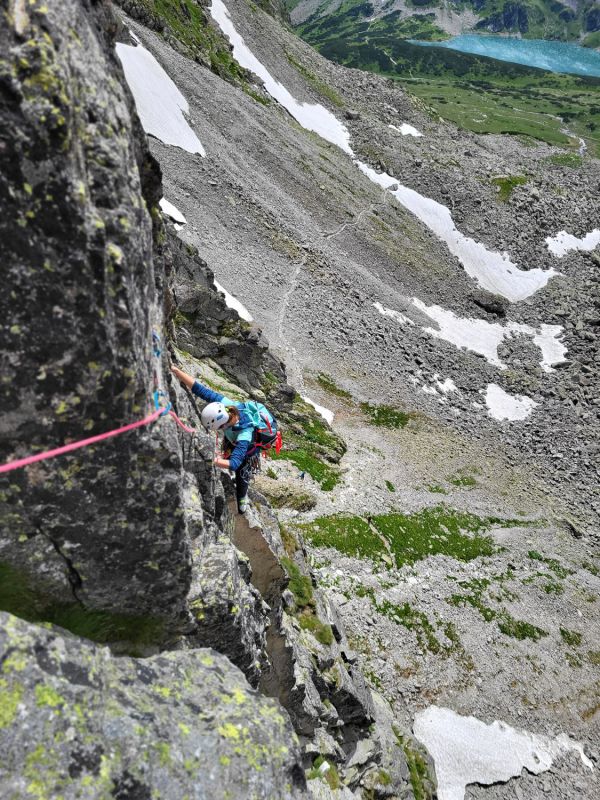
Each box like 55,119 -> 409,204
192,381 -> 276,471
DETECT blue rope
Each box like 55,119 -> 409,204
152,331 -> 162,358
153,390 -> 171,416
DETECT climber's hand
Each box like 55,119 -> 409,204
214,456 -> 230,470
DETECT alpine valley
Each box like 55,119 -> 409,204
0,1 -> 598,800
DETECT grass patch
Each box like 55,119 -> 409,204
448,574 -> 548,641
316,373 -> 352,399
447,471 -> 477,488
385,480 -> 396,492
281,557 -> 314,608
582,560 -> 600,578
306,756 -> 341,789
299,611 -> 334,645
393,728 -> 433,800
356,585 -> 460,655
547,152 -> 584,167
377,599 -> 443,653
560,627 -> 582,647
133,0 -> 247,86
285,51 -> 345,107
583,31 -> 600,49
426,484 -> 448,494
300,506 -> 523,568
0,561 -> 164,648
588,651 -> 600,666
372,506 -> 500,566
491,175 -> 528,201
498,616 -> 547,641
299,515 -> 386,561
361,402 -> 413,428
274,398 -> 345,491
280,525 -> 299,557
272,447 -> 340,491
528,550 -> 573,579
281,556 -> 334,647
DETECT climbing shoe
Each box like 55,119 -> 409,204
238,496 -> 249,514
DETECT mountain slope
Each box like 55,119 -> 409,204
113,2 -> 599,794
1,0 -> 599,798
289,0 -> 600,43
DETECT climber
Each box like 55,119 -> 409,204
171,365 -> 278,514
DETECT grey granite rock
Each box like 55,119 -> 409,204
0,611 -> 306,799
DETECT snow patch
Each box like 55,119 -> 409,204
209,0 -> 353,154
116,42 -> 205,155
545,229 -> 600,257
213,280 -> 253,322
410,299 -> 567,372
356,162 -> 558,302
435,376 -> 458,393
389,123 -> 423,137
159,198 -> 187,225
302,396 -> 334,425
413,706 -> 592,800
484,384 -> 537,421
373,301 -> 415,326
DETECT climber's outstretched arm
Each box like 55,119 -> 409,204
171,365 -> 195,390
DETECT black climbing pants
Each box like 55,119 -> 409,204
235,452 -> 260,503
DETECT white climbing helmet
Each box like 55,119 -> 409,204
201,402 -> 229,432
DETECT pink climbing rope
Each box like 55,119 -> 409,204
0,406 -> 197,475
168,409 -> 196,434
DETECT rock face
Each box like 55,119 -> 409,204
0,0 -> 192,638
0,1 -> 411,797
0,611 -> 305,799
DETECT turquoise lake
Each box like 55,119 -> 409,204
411,35 -> 600,78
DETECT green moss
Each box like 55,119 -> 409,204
378,600 -> 443,653
298,515 -> 386,561
527,550 -> 573,579
448,572 -> 547,640
372,506 -> 499,567
560,627 -> 582,647
280,525 -> 299,557
426,484 -> 448,494
588,651 -> 600,666
498,616 -> 547,641
547,152 -> 583,167
307,756 -> 341,789
316,373 -> 352,399
491,175 -> 528,201
0,561 -> 165,649
360,402 -> 413,428
281,557 -> 314,609
394,729 -> 433,800
299,611 -> 334,645
272,447 -> 340,491
285,52 -> 344,107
